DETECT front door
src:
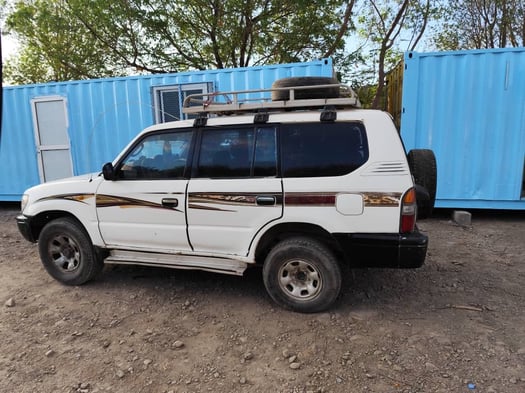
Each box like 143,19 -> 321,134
187,125 -> 282,256
96,129 -> 193,252
31,96 -> 73,182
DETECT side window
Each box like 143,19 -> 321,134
117,130 -> 192,180
281,122 -> 368,178
254,127 -> 278,177
196,126 -> 277,178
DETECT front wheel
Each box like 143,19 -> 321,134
262,237 -> 342,313
38,217 -> 103,285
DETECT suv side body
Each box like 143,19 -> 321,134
17,98 -> 428,312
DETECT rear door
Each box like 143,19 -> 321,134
187,125 -> 282,256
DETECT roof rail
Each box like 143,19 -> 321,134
182,84 -> 361,115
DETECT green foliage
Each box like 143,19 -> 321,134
345,0 -> 439,108
4,46 -> 50,85
432,0 -> 525,50
3,0 -> 442,106
4,0 -> 352,84
4,0 -> 120,83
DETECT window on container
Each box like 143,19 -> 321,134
153,83 -> 212,123
281,122 -> 369,178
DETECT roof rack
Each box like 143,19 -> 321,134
182,84 -> 361,116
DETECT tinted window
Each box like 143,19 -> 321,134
117,130 -> 192,180
196,126 -> 277,178
254,127 -> 278,177
281,122 -> 368,177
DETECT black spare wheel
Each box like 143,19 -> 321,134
407,149 -> 437,219
271,76 -> 340,101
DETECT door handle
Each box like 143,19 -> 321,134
256,196 -> 276,206
161,198 -> 179,208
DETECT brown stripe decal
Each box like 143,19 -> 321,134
37,193 -> 95,204
189,193 -> 258,206
96,195 -> 182,212
91,192 -> 400,212
188,193 -> 282,212
362,192 -> 401,207
284,193 -> 336,206
187,203 -> 235,212
284,192 -> 401,207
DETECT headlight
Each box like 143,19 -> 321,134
21,194 -> 29,212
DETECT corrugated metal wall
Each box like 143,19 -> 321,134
386,61 -> 404,130
0,59 -> 333,201
401,48 -> 525,209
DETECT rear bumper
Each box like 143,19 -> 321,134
333,230 -> 428,268
17,215 -> 36,243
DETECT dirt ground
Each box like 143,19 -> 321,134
1,203 -> 524,393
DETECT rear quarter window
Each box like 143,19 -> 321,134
281,122 -> 368,177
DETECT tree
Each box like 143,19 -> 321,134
432,0 -> 525,50
4,0 -> 356,84
4,0 -> 120,83
349,0 -> 436,108
1,0 -> 11,138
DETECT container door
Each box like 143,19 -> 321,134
31,96 -> 73,182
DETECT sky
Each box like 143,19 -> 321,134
1,0 -> 17,61
1,34 -> 18,61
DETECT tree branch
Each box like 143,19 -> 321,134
323,0 -> 355,58
409,0 -> 430,51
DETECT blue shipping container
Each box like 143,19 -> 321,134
0,59 -> 334,201
401,48 -> 525,210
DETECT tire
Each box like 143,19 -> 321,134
38,217 -> 103,285
407,149 -> 437,219
262,237 -> 342,313
271,76 -> 340,101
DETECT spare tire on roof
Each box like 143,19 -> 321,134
271,76 -> 340,101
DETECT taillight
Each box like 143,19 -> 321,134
400,188 -> 417,233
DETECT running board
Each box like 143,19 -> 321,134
104,250 -> 247,276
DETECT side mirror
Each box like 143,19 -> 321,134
102,162 -> 115,181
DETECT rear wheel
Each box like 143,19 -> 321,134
263,237 -> 342,313
407,149 -> 437,219
38,217 -> 103,285
271,76 -> 340,101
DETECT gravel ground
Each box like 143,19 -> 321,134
1,203 -> 524,393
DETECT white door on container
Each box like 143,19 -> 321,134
31,96 -> 73,182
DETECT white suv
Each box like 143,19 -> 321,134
17,78 -> 430,313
